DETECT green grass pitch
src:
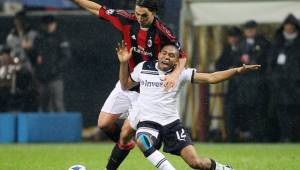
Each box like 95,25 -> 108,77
0,143 -> 299,170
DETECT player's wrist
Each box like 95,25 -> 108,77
171,69 -> 180,78
236,67 -> 241,74
119,60 -> 128,64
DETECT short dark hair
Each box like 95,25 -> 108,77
227,26 -> 241,37
283,14 -> 299,26
161,44 -> 179,58
15,10 -> 27,20
136,0 -> 158,12
243,20 -> 258,29
41,15 -> 56,24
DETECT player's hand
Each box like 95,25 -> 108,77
237,64 -> 261,74
162,72 -> 179,91
116,40 -> 132,63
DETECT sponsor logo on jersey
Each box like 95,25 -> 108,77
140,80 -> 163,88
133,47 -> 153,57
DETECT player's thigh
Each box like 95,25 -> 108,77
162,120 -> 193,155
99,84 -> 132,128
98,111 -> 120,129
135,121 -> 162,151
127,100 -> 140,130
100,82 -> 133,114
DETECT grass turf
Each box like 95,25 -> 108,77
0,143 -> 299,170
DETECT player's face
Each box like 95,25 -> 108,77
135,6 -> 155,28
157,45 -> 178,71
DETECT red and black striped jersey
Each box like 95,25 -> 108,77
98,7 -> 186,72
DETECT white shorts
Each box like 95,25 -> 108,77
101,81 -> 139,119
127,101 -> 141,130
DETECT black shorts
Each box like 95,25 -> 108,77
137,120 -> 193,156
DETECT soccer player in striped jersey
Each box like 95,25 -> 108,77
72,0 -> 187,169
117,41 -> 260,170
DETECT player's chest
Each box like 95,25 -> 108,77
126,29 -> 161,49
139,72 -> 180,92
139,72 -> 163,89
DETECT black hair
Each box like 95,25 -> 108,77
15,10 -> 27,20
160,43 -> 179,58
243,20 -> 258,29
283,14 -> 300,28
41,15 -> 56,24
136,0 -> 159,12
227,26 -> 242,37
13,10 -> 30,32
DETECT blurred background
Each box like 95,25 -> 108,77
0,0 -> 299,143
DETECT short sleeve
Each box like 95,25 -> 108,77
130,62 -> 144,82
179,68 -> 196,83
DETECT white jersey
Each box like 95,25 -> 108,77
130,61 -> 195,126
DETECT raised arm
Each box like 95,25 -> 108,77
193,64 -> 261,84
73,0 -> 101,16
117,41 -> 137,90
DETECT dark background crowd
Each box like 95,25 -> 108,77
216,16 -> 300,142
0,0 -> 299,142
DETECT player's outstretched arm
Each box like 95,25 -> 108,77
193,64 -> 261,84
72,0 -> 101,16
117,41 -> 136,90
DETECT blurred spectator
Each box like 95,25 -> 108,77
268,14 -> 300,142
6,10 -> 38,72
216,27 -> 242,70
32,15 -> 71,112
216,27 -> 242,142
0,45 -> 37,112
0,45 -> 12,112
232,20 -> 270,142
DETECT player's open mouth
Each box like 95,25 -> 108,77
161,60 -> 169,66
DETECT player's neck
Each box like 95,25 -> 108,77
140,27 -> 150,31
155,62 -> 173,74
140,23 -> 152,30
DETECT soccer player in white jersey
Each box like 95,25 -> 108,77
116,41 -> 260,170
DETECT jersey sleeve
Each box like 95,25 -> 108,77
130,62 -> 144,82
98,7 -> 135,31
180,68 -> 196,83
155,20 -> 187,58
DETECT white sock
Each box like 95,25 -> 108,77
215,162 -> 233,170
146,150 -> 176,170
